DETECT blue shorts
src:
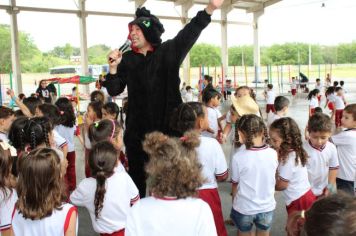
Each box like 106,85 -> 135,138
230,208 -> 274,232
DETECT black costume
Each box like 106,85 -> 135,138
103,8 -> 212,197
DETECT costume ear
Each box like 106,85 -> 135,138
135,7 -> 151,18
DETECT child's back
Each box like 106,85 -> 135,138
126,197 -> 216,236
231,145 -> 278,214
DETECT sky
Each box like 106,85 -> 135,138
0,0 -> 356,52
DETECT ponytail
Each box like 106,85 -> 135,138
94,170 -> 107,218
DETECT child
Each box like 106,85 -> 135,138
102,102 -> 120,120
340,80 -> 347,93
70,141 -> 139,235
201,89 -> 223,140
0,141 -> 17,235
88,119 -> 128,169
304,113 -> 339,198
0,106 -> 15,142
35,79 -> 51,103
264,84 -> 276,114
267,96 -> 290,127
184,86 -> 194,102
230,114 -> 278,236
315,78 -> 323,105
331,104 -> 356,195
22,96 -> 42,117
171,102 -> 228,236
307,89 -> 320,117
83,100 -> 103,177
291,77 -> 297,98
334,87 -> 346,128
325,86 -> 336,115
55,97 -> 77,192
126,131 -> 217,236
270,118 -> 316,217
36,103 -> 68,159
90,90 -> 106,104
12,148 -> 77,236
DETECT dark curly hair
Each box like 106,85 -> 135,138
55,97 -> 76,128
236,114 -> 268,149
169,102 -> 205,136
270,117 -> 308,166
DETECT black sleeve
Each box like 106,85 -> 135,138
102,58 -> 128,96
172,10 -> 211,65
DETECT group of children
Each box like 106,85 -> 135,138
0,76 -> 355,236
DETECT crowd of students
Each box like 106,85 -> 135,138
0,75 -> 355,236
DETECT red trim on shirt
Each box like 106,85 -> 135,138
215,169 -> 228,177
130,194 -> 140,205
0,224 -> 11,231
64,206 -> 77,233
247,144 -> 268,151
329,166 -> 339,170
308,140 -> 326,152
231,180 -> 238,184
11,206 -> 16,219
278,176 -> 290,182
59,142 -> 68,148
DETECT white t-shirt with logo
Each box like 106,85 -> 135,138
331,129 -> 356,181
231,145 -> 278,215
70,165 -> 139,234
0,189 -> 17,232
278,151 -> 311,205
125,197 -> 217,236
196,136 -> 228,190
304,141 -> 339,196
202,107 -> 222,138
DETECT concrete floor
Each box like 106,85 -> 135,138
75,85 -> 356,236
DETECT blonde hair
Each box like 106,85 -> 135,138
143,131 -> 203,198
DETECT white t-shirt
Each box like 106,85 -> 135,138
202,107 -> 222,138
266,90 -> 275,105
291,81 -> 297,90
278,151 -> 311,205
331,129 -> 356,181
185,91 -> 193,102
53,129 -> 67,149
315,83 -> 323,91
0,132 -> 9,143
327,93 -> 336,103
231,145 -> 278,215
12,203 -> 77,236
304,141 -> 339,196
196,136 -> 228,190
125,197 -> 217,236
334,95 -> 345,110
267,113 -> 282,127
0,189 -> 17,232
70,165 -> 139,234
309,97 -> 319,109
55,125 -> 76,152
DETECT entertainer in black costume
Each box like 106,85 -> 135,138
103,0 -> 224,197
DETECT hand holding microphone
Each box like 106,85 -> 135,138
108,39 -> 132,64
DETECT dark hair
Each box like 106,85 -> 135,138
88,119 -> 121,146
90,90 -> 105,103
333,81 -> 339,87
170,102 -> 205,136
303,193 -> 356,236
38,80 -> 47,89
235,86 -> 256,101
314,107 -> 323,113
143,131 -> 203,198
340,80 -> 344,86
308,113 -> 332,133
0,106 -> 15,119
72,87 -> 77,91
23,97 -> 42,116
8,117 -> 28,151
274,96 -> 290,112
316,78 -> 320,82
88,101 -> 103,120
202,88 -> 221,104
0,143 -> 13,200
325,86 -> 335,96
344,104 -> 356,121
335,86 -> 343,93
120,97 -> 128,125
103,102 -> 120,120
23,117 -> 52,151
203,75 -> 212,83
89,141 -> 118,218
16,148 -> 65,220
186,86 -> 192,91
267,84 -> 273,89
55,97 -> 76,128
270,118 -> 308,166
18,93 -> 26,100
307,89 -> 320,100
38,103 -> 61,126
236,114 -> 268,149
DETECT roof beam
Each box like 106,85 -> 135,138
247,0 -> 281,13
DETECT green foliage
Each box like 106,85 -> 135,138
228,46 -> 253,66
88,44 -> 111,65
190,43 -> 221,67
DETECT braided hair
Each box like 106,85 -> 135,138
236,114 -> 268,149
23,117 -> 53,150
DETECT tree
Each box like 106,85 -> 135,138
190,43 -> 221,67
88,44 -> 111,64
228,46 -> 253,66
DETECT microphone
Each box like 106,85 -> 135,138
109,39 -> 132,63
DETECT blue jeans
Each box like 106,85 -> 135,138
230,208 -> 274,232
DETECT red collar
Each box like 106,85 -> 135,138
247,144 -> 268,151
308,140 -> 326,152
